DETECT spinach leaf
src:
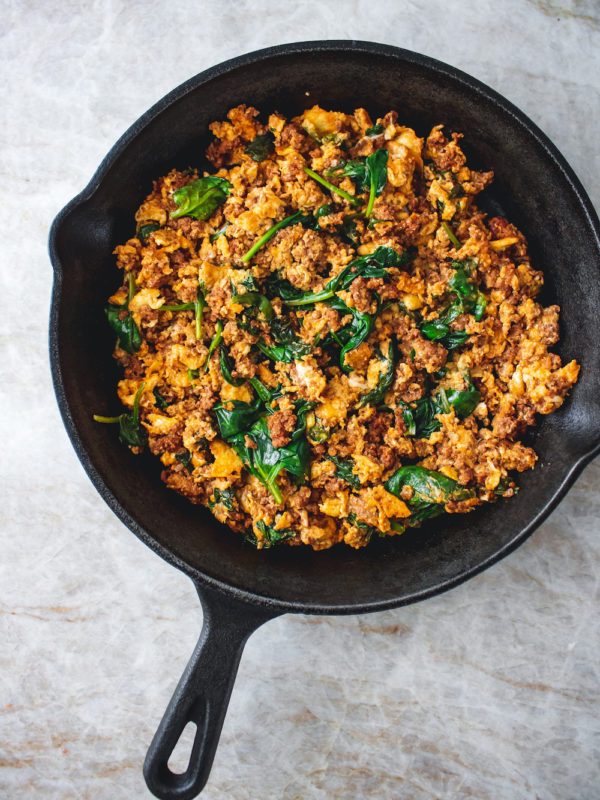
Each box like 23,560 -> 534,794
346,512 -> 384,540
337,215 -> 360,246
215,394 -> 313,503
385,465 -> 475,523
265,274 -> 304,302
137,221 -> 160,243
359,341 -> 395,406
449,184 -> 465,198
229,415 -> 311,504
329,296 -> 374,372
314,203 -> 333,221
248,376 -> 277,403
364,148 -> 389,218
238,274 -> 259,292
365,122 -> 384,136
444,382 -> 481,418
448,264 -> 486,321
253,519 -> 295,547
284,245 -> 402,307
325,148 -> 389,218
208,487 -> 236,510
402,378 -> 481,438
153,387 -> 169,409
105,303 -> 142,354
419,295 -> 468,351
326,455 -> 360,488
93,382 -> 147,448
244,132 -> 274,162
203,320 -> 223,371
256,317 -> 312,363
219,346 -> 245,386
213,397 -> 263,439
105,272 -> 141,354
171,176 -> 232,220
420,261 -> 486,348
175,451 -> 193,473
232,292 -> 274,321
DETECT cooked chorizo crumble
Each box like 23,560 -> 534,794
96,104 -> 580,550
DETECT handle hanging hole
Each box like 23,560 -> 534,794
167,720 -> 198,775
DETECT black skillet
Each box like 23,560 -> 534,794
49,41 -> 600,800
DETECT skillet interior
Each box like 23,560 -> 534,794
50,41 -> 600,613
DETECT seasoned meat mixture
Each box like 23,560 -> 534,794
96,104 -> 580,550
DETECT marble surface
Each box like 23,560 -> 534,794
2,1 -> 600,798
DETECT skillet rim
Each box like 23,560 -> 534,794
49,39 -> 600,615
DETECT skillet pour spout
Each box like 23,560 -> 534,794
49,41 -> 600,798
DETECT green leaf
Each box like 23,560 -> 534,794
253,519 -> 295,547
219,346 -> 246,386
326,455 -> 360,488
328,296 -> 374,372
385,465 -> 475,523
346,512 -> 385,540
365,123 -> 384,136
448,264 -> 487,321
256,317 -> 312,363
203,320 -> 223,371
337,215 -> 360,246
232,292 -> 274,321
444,383 -> 481,418
244,132 -> 274,162
419,293 -> 470,351
215,394 -> 313,503
325,148 -> 388,218
213,397 -> 263,440
105,303 -> 142,355
228,415 -> 310,503
364,148 -> 389,218
449,184 -> 465,198
314,203 -> 333,221
283,246 -> 402,307
137,222 -> 161,243
153,387 -> 169,409
359,341 -> 395,406
402,377 -> 481,439
175,451 -> 193,473
238,274 -> 259,292
208,487 -> 237,511
93,382 -> 147,448
171,176 -> 232,220
248,377 -> 276,404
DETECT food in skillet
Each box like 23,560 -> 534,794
95,104 -> 580,550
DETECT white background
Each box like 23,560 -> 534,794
2,1 -> 599,798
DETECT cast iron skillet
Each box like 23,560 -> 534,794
49,41 -> 600,800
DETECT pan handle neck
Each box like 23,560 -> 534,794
143,584 -> 279,799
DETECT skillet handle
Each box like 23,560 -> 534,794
143,583 -> 279,800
